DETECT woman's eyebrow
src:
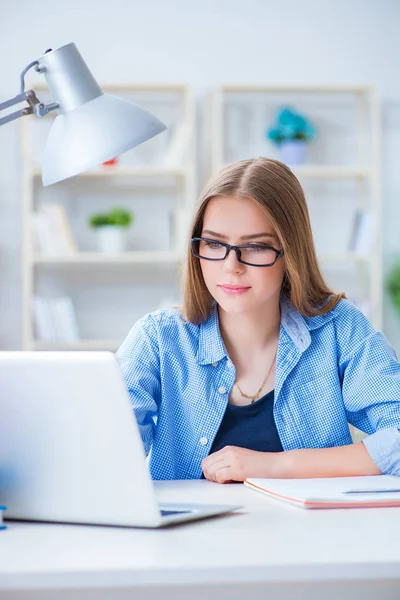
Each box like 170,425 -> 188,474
202,229 -> 277,241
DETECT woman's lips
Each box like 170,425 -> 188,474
218,285 -> 251,295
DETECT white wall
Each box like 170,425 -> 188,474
1,0 -> 400,351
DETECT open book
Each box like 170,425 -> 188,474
244,475 -> 400,509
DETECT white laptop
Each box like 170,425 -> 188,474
0,351 -> 241,528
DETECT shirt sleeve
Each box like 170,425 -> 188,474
115,316 -> 161,456
339,330 -> 400,476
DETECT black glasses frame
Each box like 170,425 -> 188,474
190,237 -> 284,267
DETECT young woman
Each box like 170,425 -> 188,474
116,158 -> 400,483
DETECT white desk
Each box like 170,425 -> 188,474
1,480 -> 400,600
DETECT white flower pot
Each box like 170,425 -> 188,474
277,140 -> 307,165
95,226 -> 127,254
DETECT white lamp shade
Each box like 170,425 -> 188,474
41,93 -> 167,186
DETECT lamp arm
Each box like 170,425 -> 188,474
0,58 -> 59,127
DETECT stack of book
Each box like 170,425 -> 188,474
32,296 -> 80,342
31,203 -> 77,256
347,209 -> 374,256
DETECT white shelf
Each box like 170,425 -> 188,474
208,84 -> 382,329
31,165 -> 188,179
21,83 -> 197,350
33,339 -> 122,351
32,252 -> 183,266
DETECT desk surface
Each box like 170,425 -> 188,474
1,479 -> 400,593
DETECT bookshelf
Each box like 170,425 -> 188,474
206,84 -> 382,331
21,84 -> 196,351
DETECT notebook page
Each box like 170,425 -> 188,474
245,475 -> 400,503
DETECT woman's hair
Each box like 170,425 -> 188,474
182,157 -> 345,324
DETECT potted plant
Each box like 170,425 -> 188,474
267,106 -> 317,165
387,260 -> 400,319
89,207 -> 134,254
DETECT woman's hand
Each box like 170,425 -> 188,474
201,445 -> 281,483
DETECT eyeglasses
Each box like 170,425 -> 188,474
190,237 -> 284,267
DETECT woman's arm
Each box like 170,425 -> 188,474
339,328 -> 400,477
201,443 -> 381,483
276,442 -> 381,478
115,316 -> 161,456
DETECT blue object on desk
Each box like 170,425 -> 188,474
0,505 -> 6,530
343,489 -> 400,494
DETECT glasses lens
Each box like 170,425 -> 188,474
193,239 -> 279,266
240,246 -> 277,265
197,239 -> 227,259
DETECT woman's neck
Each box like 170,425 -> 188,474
217,301 -> 281,364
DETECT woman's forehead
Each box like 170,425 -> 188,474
202,195 -> 276,235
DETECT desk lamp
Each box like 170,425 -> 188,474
0,43 -> 167,186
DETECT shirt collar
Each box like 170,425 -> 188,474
196,297 -> 337,364
197,303 -> 227,365
279,296 -> 337,351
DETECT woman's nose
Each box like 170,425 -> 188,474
223,248 -> 244,272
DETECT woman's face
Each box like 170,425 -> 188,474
199,195 -> 286,316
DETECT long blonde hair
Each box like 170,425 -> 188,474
182,157 -> 345,324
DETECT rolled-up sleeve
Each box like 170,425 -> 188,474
340,330 -> 400,476
115,316 -> 161,456
362,427 -> 400,476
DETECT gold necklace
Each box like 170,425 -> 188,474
235,348 -> 277,404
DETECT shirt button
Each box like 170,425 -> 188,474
218,386 -> 227,394
227,360 -> 234,369
200,437 -> 208,446
212,361 -> 219,367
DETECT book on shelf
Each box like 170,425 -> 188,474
31,203 -> 78,256
0,505 -> 6,530
347,208 -> 375,256
32,296 -> 80,342
161,122 -> 189,167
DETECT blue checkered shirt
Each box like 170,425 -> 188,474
115,298 -> 400,479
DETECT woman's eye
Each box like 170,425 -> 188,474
205,241 -> 222,249
247,245 -> 270,252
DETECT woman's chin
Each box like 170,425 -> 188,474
216,294 -> 254,314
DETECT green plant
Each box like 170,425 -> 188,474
387,260 -> 400,318
89,207 -> 134,229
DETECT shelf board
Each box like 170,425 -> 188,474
318,253 -> 371,263
213,164 -> 371,179
217,84 -> 374,94
32,339 -> 122,351
31,165 -> 187,179
33,252 -> 370,266
33,82 -> 190,93
292,165 -> 370,179
33,252 -> 183,265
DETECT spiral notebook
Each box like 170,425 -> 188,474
244,475 -> 400,509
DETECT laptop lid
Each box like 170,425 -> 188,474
0,351 -> 170,527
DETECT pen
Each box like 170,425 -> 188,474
343,489 -> 400,494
